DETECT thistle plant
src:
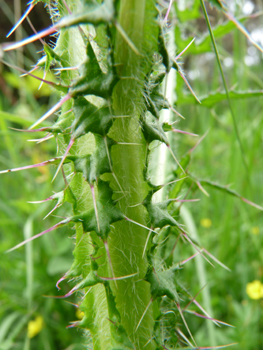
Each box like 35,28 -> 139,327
2,0 -> 263,349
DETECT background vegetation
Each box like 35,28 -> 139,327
0,0 -> 262,349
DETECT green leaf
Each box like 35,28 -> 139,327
175,16 -> 248,55
143,194 -> 179,230
70,43 -> 118,99
57,0 -> 115,28
71,180 -> 124,239
177,90 -> 263,107
190,176 -> 263,210
72,97 -> 113,139
145,265 -> 179,301
68,135 -> 115,183
143,72 -> 169,119
140,119 -> 168,145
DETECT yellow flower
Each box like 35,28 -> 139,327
251,226 -> 259,235
200,218 -> 212,228
76,309 -> 85,319
27,315 -> 44,338
246,280 -> 263,300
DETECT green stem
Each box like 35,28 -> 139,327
106,1 -> 157,348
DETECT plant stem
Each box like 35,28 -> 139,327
106,1 -> 157,348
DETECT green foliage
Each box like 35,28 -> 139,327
1,0 -> 263,349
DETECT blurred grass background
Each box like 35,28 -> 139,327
0,0 -> 262,349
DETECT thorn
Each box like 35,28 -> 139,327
81,287 -> 92,300
176,302 -> 197,347
67,322 -> 79,328
114,20 -> 141,56
176,65 -> 201,104
185,310 -> 234,328
4,25 -> 58,51
176,327 -> 195,348
62,0 -> 72,14
38,69 -> 47,91
28,134 -> 54,144
52,138 -> 75,182
188,129 -> 210,154
53,66 -> 79,71
27,196 -> 53,204
225,12 -> 263,53
6,1 -> 35,38
143,337 -> 154,348
170,105 -> 185,119
164,0 -> 174,22
43,203 -> 61,220
63,301 -> 79,308
196,181 -> 210,197
90,184 -> 100,233
103,136 -> 124,194
203,248 -> 231,271
1,60 -> 57,88
112,171 -> 124,195
135,298 -> 152,332
117,142 -> 143,146
125,217 -> 158,235
192,298 -> 220,327
181,284 -> 207,313
160,177 -> 188,189
142,228 -> 153,258
241,196 -> 263,211
128,202 -> 142,208
178,229 -> 214,267
20,64 -> 39,77
26,16 -> 45,46
9,126 -> 52,133
172,128 -> 198,137
29,94 -> 71,130
0,158 -> 59,175
175,38 -> 196,60
6,219 -> 69,253
56,275 -> 66,290
95,271 -> 138,281
174,198 -> 200,203
179,251 -> 202,266
167,145 -> 185,174
104,240 -> 117,288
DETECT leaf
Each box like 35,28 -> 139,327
145,265 -> 180,301
143,194 -> 179,230
177,90 -> 263,107
200,90 -> 263,108
71,180 -> 124,239
70,43 -> 118,99
140,118 -> 168,145
143,72 -> 169,119
191,176 -> 263,211
175,16 -> 248,55
72,97 -> 113,139
68,135 -> 115,183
